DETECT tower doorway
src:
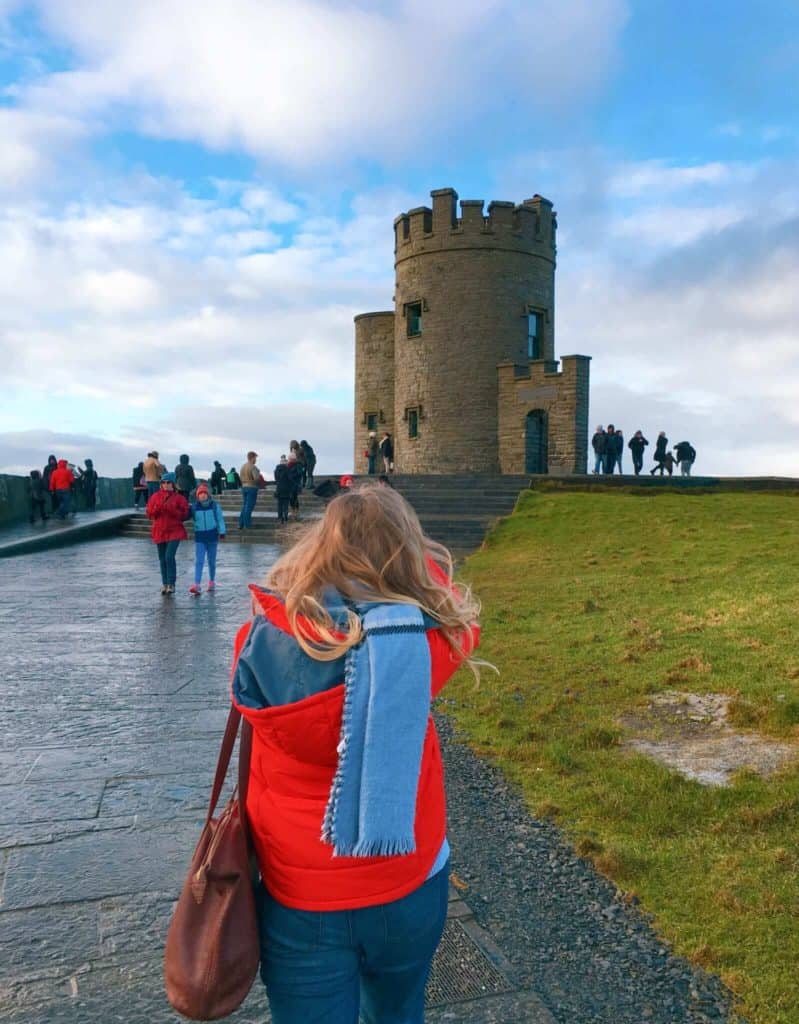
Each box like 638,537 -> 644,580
525,410 -> 548,474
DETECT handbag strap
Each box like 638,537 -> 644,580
206,704 -> 252,822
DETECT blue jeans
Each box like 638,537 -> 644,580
194,539 -> 218,584
54,489 -> 71,518
593,453 -> 603,473
156,540 -> 180,585
239,486 -> 258,527
147,481 -> 160,497
258,864 -> 449,1024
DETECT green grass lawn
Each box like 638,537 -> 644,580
445,487 -> 799,1024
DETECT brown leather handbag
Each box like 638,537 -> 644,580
164,706 -> 260,1020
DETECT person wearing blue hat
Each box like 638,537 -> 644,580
146,472 -> 190,594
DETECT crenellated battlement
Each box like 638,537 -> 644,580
394,187 -> 557,261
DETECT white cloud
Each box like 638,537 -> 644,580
11,0 -> 628,166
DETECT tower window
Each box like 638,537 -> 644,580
407,409 -> 419,439
365,412 -> 378,431
406,302 -> 423,337
527,311 -> 542,359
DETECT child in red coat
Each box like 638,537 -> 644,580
145,472 -> 189,595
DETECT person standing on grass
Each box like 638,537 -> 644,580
146,472 -> 189,595
239,451 -> 262,529
603,425 -> 619,475
591,427 -> 606,475
188,482 -> 226,595
274,455 -> 291,524
228,483 -> 481,1024
628,431 -> 648,476
651,432 -> 669,475
674,441 -> 696,477
48,459 -> 75,519
144,451 -> 166,497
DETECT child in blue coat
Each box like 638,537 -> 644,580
189,482 -> 226,594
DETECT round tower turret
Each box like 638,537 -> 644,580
391,187 -> 556,473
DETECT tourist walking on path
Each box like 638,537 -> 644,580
300,441 -> 316,488
210,461 -> 227,495
146,472 -> 189,595
650,432 -> 669,475
133,462 -> 148,509
144,451 -> 166,497
674,441 -> 696,477
628,431 -> 648,476
48,459 -> 75,519
287,451 -> 304,519
228,483 -> 481,1024
604,425 -> 622,475
28,470 -> 49,523
591,427 -> 606,474
42,455 -> 58,513
379,431 -> 394,473
188,482 -> 225,595
366,431 -> 379,474
239,452 -> 263,529
175,454 -> 197,499
274,455 -> 291,524
81,459 -> 98,510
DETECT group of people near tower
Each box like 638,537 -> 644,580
364,431 -> 394,475
142,440 -> 317,595
591,426 -> 697,477
27,454 -> 98,522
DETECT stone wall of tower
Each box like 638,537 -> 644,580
392,188 -> 556,473
353,312 -> 395,469
497,355 -> 591,474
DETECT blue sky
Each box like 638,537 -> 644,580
1,0 -> 798,477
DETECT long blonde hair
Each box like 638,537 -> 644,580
265,483 -> 481,672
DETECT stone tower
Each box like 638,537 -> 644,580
354,187 -> 590,474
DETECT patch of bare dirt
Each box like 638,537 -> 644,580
619,691 -> 798,786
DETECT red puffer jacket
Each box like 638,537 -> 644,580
230,585 -> 479,911
48,460 -> 75,491
145,490 -> 189,543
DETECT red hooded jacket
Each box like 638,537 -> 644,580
48,460 -> 75,491
145,490 -> 189,543
230,584 -> 479,911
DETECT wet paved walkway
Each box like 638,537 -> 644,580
0,509 -> 133,559
0,537 -> 733,1023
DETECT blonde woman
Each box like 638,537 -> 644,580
230,484 -> 481,1024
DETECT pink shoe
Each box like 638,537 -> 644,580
188,584 -> 201,596
207,580 -> 215,592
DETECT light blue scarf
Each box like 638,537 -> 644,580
321,603 -> 431,858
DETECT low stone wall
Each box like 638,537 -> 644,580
0,474 -> 133,528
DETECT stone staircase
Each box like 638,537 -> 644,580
117,475 -> 531,557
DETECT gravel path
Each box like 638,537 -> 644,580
436,712 -> 740,1024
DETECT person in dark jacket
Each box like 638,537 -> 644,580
300,441 -> 316,488
227,467 -> 241,490
133,462 -> 148,508
274,455 -> 292,524
210,461 -> 227,495
651,432 -> 669,475
628,431 -> 649,476
591,427 -> 606,474
286,453 -> 304,519
43,454 -> 58,513
379,432 -> 394,474
615,429 -> 625,474
604,425 -> 623,475
674,441 -> 696,477
174,454 -> 197,499
82,458 -> 98,510
28,470 -> 49,523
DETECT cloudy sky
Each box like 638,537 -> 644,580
1,0 -> 798,478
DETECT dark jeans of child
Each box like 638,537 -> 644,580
277,497 -> 290,523
30,498 -> 48,522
